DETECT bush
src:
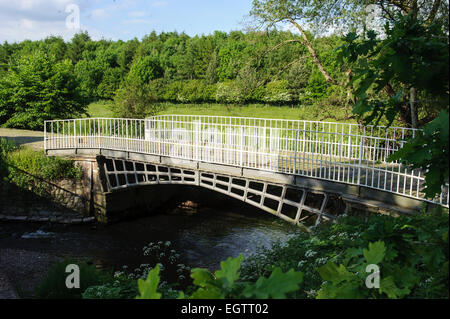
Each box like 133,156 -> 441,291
0,138 -> 16,178
82,272 -> 138,299
263,80 -> 292,104
113,79 -> 159,118
0,50 -> 86,130
136,255 -> 304,299
215,81 -> 243,104
241,210 -> 449,299
5,146 -> 82,195
35,259 -> 112,299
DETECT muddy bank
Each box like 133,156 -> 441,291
0,248 -> 62,298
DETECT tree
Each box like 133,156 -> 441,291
67,31 -> 92,63
0,50 -> 86,130
338,12 -> 449,198
250,0 -> 358,84
338,14 -> 448,127
127,55 -> 163,86
114,78 -> 158,118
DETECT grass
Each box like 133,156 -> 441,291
85,101 -> 116,118
84,101 -> 358,123
157,102 -> 357,123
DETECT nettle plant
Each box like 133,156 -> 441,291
136,254 -> 304,299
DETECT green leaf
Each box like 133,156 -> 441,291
379,276 -> 410,299
317,261 -> 354,284
242,268 -> 304,299
190,287 -> 225,299
317,281 -> 364,299
136,265 -> 162,299
363,241 -> 386,264
214,254 -> 244,290
190,268 -> 215,288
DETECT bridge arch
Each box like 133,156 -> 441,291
98,155 -> 345,227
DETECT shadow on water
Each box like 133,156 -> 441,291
0,190 -> 300,272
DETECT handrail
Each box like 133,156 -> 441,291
43,116 -> 448,208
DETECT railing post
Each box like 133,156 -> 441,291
126,119 -> 129,152
240,126 -> 244,167
44,121 -> 47,151
73,119 -> 76,148
357,135 -> 364,185
293,130 -> 298,175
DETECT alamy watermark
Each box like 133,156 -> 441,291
65,4 -> 80,30
365,264 -> 380,289
65,264 -> 80,289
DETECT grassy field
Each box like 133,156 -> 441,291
86,101 -> 357,123
85,101 -> 116,118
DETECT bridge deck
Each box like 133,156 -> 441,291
43,116 -> 449,208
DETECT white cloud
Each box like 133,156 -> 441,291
128,10 -> 148,18
151,1 -> 168,8
0,0 -> 97,42
125,18 -> 155,25
91,8 -> 108,19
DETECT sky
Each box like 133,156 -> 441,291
0,0 -> 254,43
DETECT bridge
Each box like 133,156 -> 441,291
43,115 -> 449,226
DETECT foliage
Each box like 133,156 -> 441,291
338,11 -> 449,198
82,272 -> 138,299
113,77 -> 159,118
127,55 -> 163,86
0,138 -> 15,178
83,241 -> 191,299
4,145 -> 82,196
35,259 -> 112,299
136,265 -> 162,299
388,110 -> 449,198
0,29 -> 348,126
241,211 -> 449,299
0,50 -> 86,130
338,14 -> 449,127
136,254 -> 304,299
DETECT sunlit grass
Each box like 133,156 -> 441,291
84,101 -> 358,123
157,102 -> 357,123
85,101 -> 116,118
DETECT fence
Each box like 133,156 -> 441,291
44,115 -> 449,207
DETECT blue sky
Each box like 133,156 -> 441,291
0,0 -> 254,43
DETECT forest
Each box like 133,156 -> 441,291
0,29 -> 349,127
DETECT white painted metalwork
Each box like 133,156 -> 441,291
44,115 -> 449,208
101,156 -> 332,226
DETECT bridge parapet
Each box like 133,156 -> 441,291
44,115 -> 449,209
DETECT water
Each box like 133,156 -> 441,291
0,206 -> 300,271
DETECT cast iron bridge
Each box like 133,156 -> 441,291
44,115 -> 449,226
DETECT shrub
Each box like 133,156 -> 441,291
35,259 -> 112,299
82,272 -> 138,299
0,138 -> 16,178
215,81 -> 243,104
241,210 -> 449,299
5,147 -> 82,195
136,255 -> 304,299
263,80 -> 292,104
0,50 -> 86,130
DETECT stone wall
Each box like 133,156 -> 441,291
0,157 -> 103,223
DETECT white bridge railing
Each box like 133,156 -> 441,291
44,115 -> 449,208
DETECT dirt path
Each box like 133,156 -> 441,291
0,128 -> 44,150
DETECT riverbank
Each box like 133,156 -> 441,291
0,248 -> 62,298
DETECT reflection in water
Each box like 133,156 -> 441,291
0,206 -> 300,271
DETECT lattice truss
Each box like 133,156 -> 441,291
102,157 -> 341,226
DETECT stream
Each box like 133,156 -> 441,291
0,205 -> 300,272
